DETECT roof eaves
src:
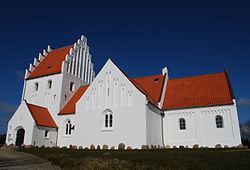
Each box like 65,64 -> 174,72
25,101 -> 58,128
37,124 -> 58,129
26,71 -> 61,80
58,112 -> 75,115
163,102 -> 234,111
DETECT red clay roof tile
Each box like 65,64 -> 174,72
27,45 -> 73,79
163,72 -> 233,110
132,74 -> 165,104
59,85 -> 89,115
26,102 -> 57,128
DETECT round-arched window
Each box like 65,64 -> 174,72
102,109 -> 113,128
215,115 -> 223,128
179,118 -> 186,130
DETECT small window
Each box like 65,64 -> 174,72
70,82 -> 75,92
48,80 -> 52,89
34,82 -> 39,91
216,115 -> 224,128
65,120 -> 72,135
108,88 -> 110,96
45,130 -> 49,138
64,95 -> 67,100
103,111 -> 113,128
179,118 -> 186,130
102,109 -> 113,129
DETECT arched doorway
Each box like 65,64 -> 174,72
15,128 -> 25,146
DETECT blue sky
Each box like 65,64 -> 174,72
0,0 -> 250,133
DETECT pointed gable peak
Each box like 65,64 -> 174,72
94,58 -> 161,108
104,58 -> 116,66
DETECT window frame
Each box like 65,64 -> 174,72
215,115 -> 224,128
179,118 -> 186,130
101,109 -> 113,131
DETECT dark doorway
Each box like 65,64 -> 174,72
15,128 -> 25,146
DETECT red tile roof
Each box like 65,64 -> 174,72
110,58 -> 164,107
59,85 -> 89,115
26,102 -> 57,128
163,72 -> 234,110
27,45 -> 73,79
132,74 -> 165,104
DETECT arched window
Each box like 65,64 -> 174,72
179,118 -> 186,130
215,115 -> 223,128
65,120 -> 72,135
102,109 -> 113,129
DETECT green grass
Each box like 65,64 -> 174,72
17,148 -> 250,170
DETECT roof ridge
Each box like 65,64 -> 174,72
133,73 -> 163,79
49,44 -> 73,52
169,71 -> 225,80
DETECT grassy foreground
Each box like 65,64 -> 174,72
17,148 -> 250,170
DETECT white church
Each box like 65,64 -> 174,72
6,35 -> 241,149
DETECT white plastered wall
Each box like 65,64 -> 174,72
5,101 -> 35,145
32,126 -> 58,147
163,100 -> 241,147
57,59 -> 149,149
23,74 -> 64,122
60,72 -> 86,110
146,103 -> 163,146
56,114 -> 76,147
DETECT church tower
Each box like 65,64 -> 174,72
21,35 -> 94,121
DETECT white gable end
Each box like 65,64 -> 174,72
6,101 -> 35,146
73,59 -> 148,148
77,59 -> 146,111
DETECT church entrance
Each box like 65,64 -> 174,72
15,128 -> 25,146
